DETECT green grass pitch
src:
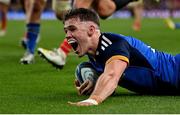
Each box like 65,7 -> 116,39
0,18 -> 180,113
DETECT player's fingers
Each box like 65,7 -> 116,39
80,80 -> 94,95
74,79 -> 81,95
79,80 -> 89,94
75,86 -> 81,95
68,101 -> 79,106
74,79 -> 80,87
81,85 -> 93,95
76,86 -> 80,90
86,87 -> 94,95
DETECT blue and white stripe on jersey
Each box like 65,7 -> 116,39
101,35 -> 112,51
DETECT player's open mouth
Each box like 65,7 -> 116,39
67,38 -> 78,53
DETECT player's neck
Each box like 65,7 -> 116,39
88,30 -> 101,56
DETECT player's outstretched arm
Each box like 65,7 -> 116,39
68,59 -> 127,106
89,59 -> 127,104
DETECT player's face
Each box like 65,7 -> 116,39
64,18 -> 92,57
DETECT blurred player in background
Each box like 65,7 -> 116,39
165,18 -> 180,30
127,0 -> 144,31
39,0 -> 72,68
36,0 -> 72,68
37,0 -> 139,68
20,0 -> 46,64
0,0 -> 10,36
20,0 -> 72,65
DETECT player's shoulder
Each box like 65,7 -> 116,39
96,33 -> 131,66
97,33 -> 131,57
103,32 -> 148,49
100,32 -> 131,47
102,32 -> 128,40
102,32 -> 133,44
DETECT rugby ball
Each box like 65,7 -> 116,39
75,62 -> 99,84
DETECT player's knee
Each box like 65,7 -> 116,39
97,9 -> 112,19
73,1 -> 90,8
52,0 -> 71,20
73,1 -> 80,8
97,2 -> 116,19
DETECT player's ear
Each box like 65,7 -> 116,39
88,25 -> 95,36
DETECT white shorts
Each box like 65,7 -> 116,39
52,0 -> 71,12
0,0 -> 10,5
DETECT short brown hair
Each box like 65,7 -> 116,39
63,8 -> 100,27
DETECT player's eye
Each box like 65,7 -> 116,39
69,28 -> 76,32
68,26 -> 77,32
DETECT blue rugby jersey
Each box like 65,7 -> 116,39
88,32 -> 179,94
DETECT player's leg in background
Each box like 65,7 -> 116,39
38,39 -> 71,69
38,0 -> 72,69
92,0 -> 116,19
127,0 -> 143,31
20,0 -> 46,64
20,0 -> 34,49
94,0 -> 143,31
73,0 -> 94,9
0,0 -> 10,37
50,0 -> 72,60
93,0 -> 136,19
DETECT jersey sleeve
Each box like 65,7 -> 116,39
103,38 -> 130,65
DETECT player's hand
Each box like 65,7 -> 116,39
74,79 -> 81,95
74,79 -> 94,95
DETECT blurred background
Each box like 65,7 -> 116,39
6,0 -> 180,20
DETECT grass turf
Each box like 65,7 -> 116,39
0,18 -> 180,113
